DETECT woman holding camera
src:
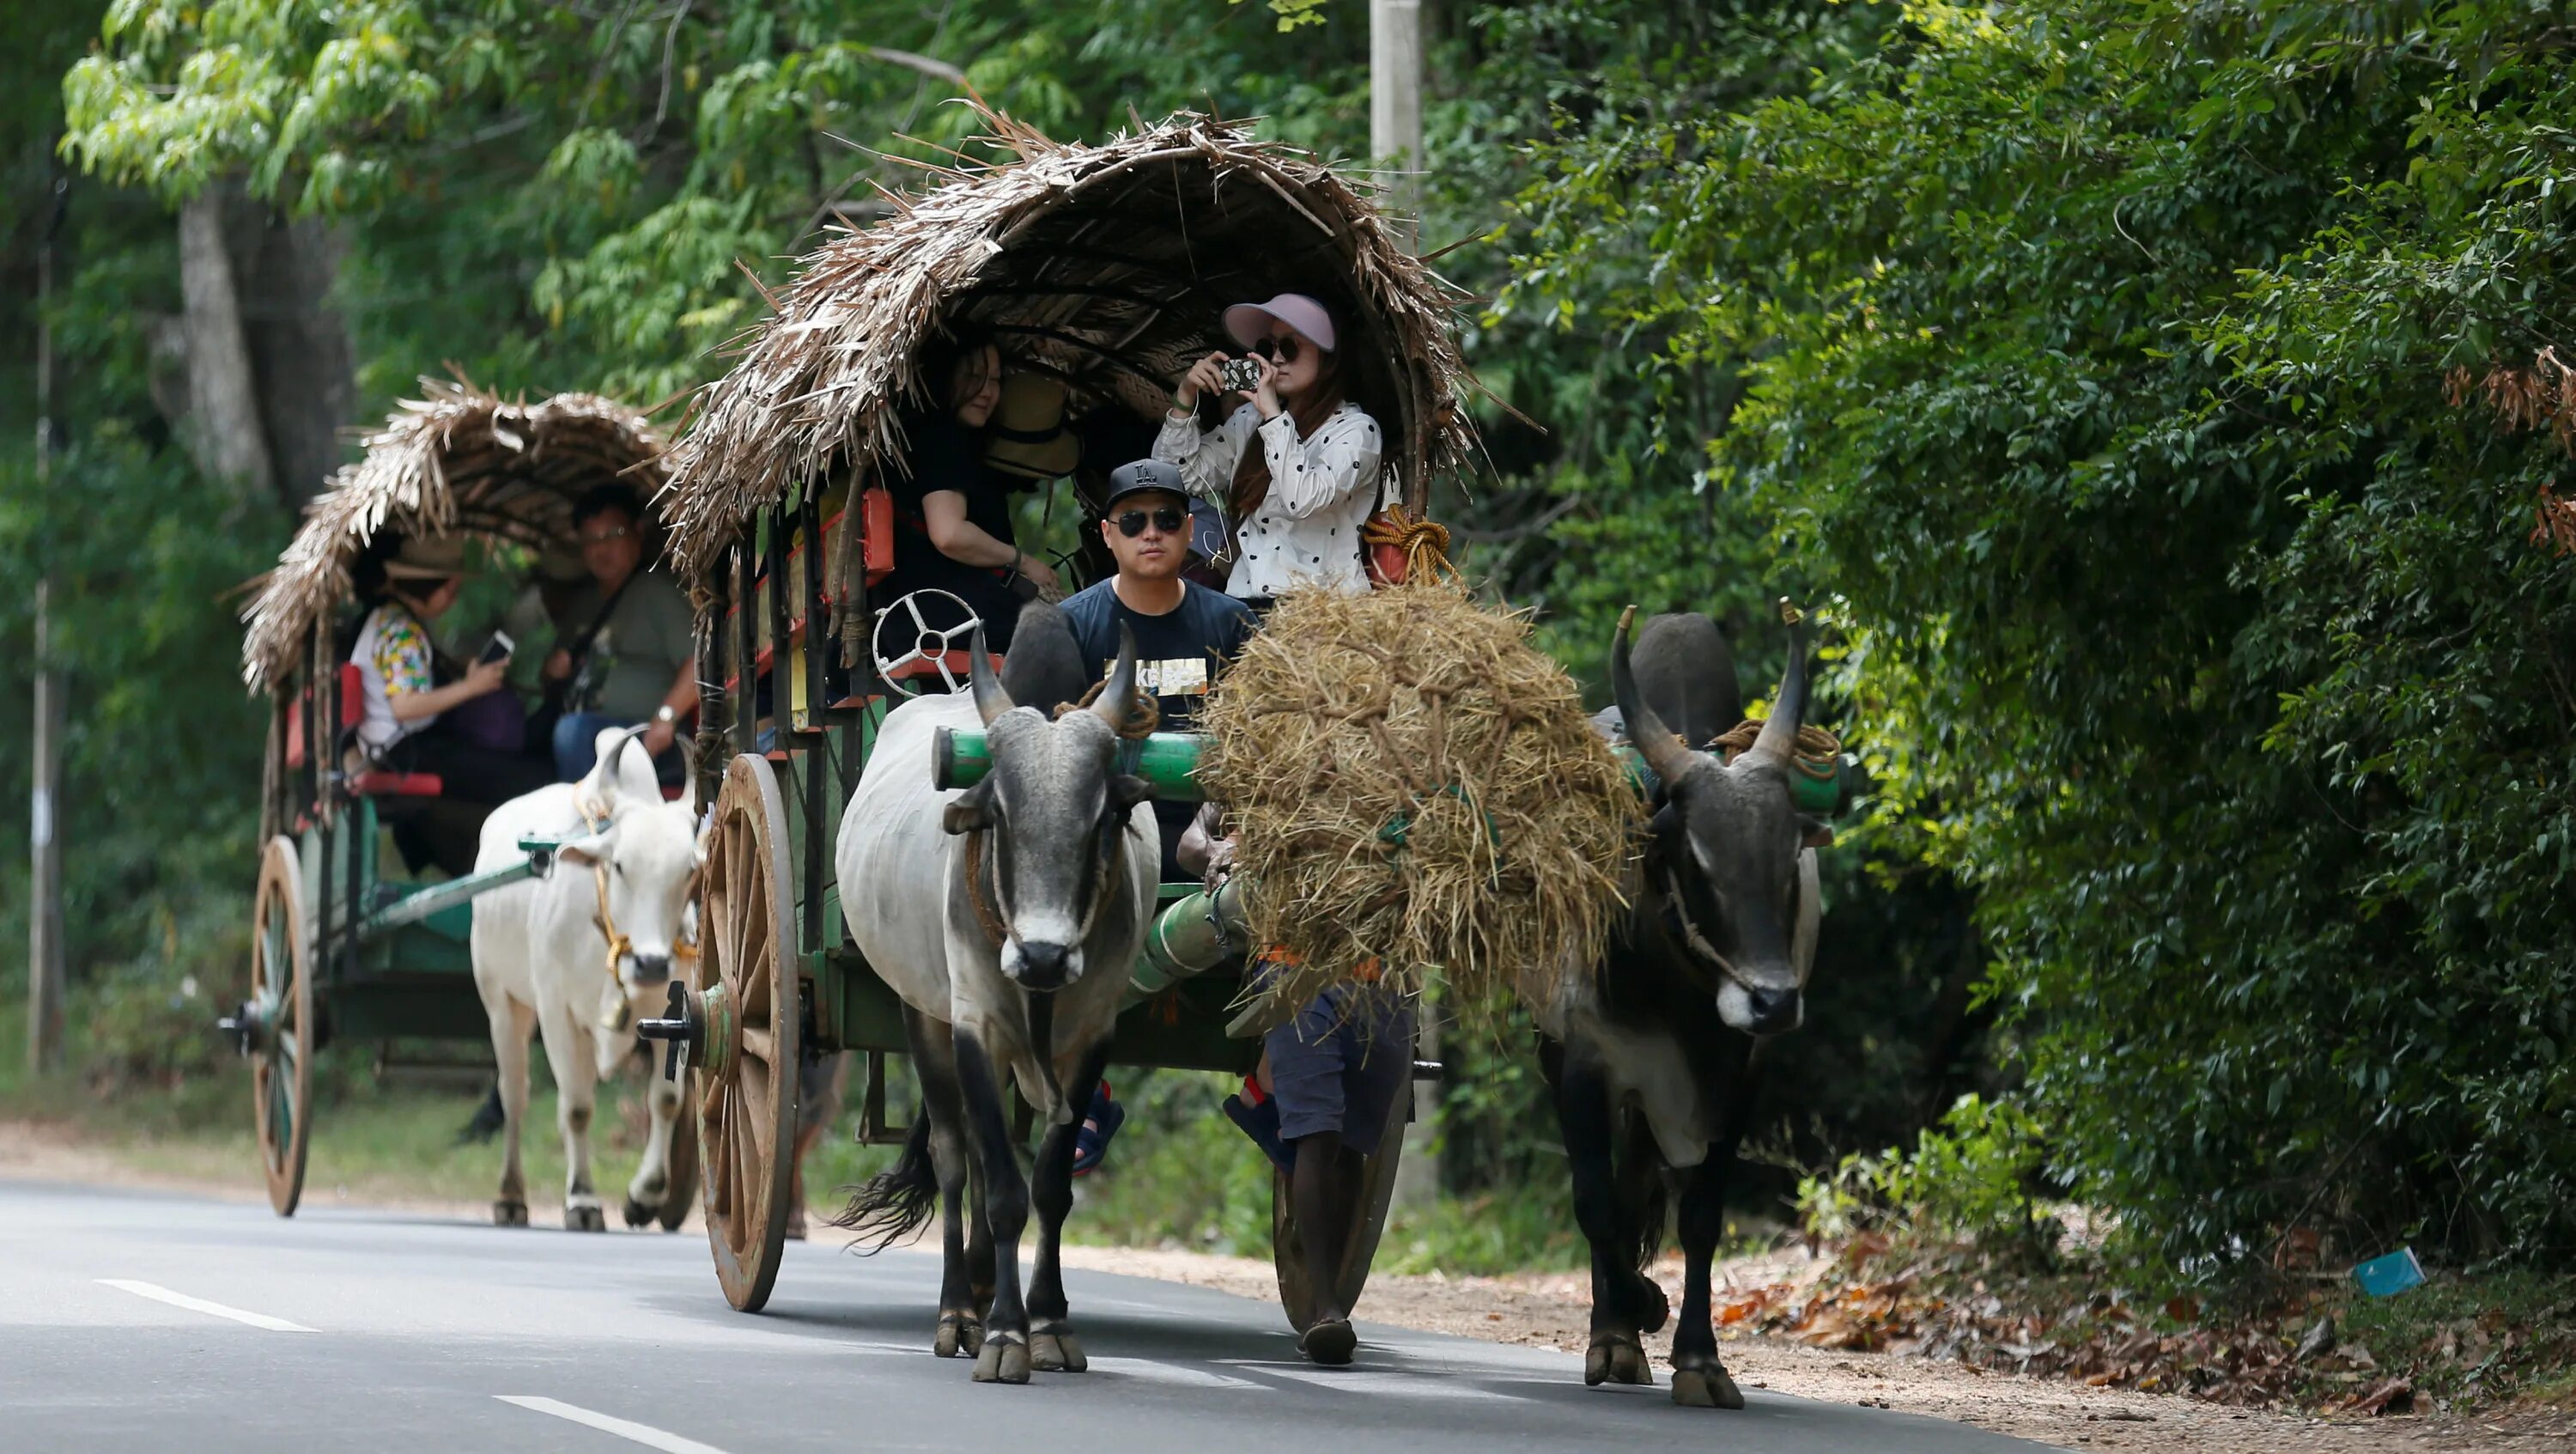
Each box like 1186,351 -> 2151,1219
1155,293 -> 1383,607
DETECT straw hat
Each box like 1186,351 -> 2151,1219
983,373 -> 1079,480
380,536 -> 470,581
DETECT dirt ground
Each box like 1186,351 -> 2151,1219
8,1122 -> 2564,1453
1057,1245 -> 2572,1453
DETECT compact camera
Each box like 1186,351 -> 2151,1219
1218,356 -> 1265,394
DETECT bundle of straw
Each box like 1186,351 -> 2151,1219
1198,582 -> 1641,1008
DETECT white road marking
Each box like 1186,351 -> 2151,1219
95,1279 -> 316,1332
496,1396 -> 732,1454
1214,1359 -> 1501,1400
1086,1355 -> 1265,1390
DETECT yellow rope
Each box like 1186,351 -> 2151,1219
1708,718 -> 1842,782
1363,507 -> 1458,585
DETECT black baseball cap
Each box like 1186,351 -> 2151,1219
1103,458 -> 1189,512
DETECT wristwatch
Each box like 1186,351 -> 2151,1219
654,704 -> 677,727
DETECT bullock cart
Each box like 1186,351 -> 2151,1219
642,111 -> 1473,1325
223,385 -> 690,1220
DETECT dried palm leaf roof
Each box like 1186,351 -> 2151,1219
662,108 -> 1476,576
240,380 -> 668,691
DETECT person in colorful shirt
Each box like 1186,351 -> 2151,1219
350,535 -> 552,874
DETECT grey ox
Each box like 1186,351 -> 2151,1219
832,605 -> 1158,1384
1534,610 -> 1829,1409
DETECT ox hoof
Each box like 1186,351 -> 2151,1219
1630,1279 -> 1672,1337
1585,1334 -> 1652,1387
1299,1317 -> 1357,1367
492,1200 -> 529,1228
1030,1329 -> 1086,1372
622,1197 -> 657,1229
1671,1366 -> 1744,1410
565,1203 -> 607,1232
934,1314 -> 985,1360
972,1333 -> 1031,1384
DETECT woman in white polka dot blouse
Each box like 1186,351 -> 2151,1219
1152,292 -> 1384,608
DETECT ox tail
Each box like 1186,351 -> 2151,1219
831,1117 -> 939,1254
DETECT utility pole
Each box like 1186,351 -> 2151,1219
1373,0 -> 1441,1210
28,171 -> 69,1074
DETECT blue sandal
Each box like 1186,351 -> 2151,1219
1072,1088 -> 1125,1177
1224,1091 -> 1293,1173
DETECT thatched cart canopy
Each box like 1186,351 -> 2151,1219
239,381 -> 667,692
661,110 -> 1475,577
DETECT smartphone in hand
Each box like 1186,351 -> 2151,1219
477,630 -> 514,667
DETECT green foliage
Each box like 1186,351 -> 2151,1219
1511,0 -> 2576,1270
1799,1093 -> 2054,1259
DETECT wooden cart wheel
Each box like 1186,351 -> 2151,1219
658,1069 -> 699,1232
249,836 -> 314,1219
695,754 -> 800,1310
1273,1074 -> 1412,1333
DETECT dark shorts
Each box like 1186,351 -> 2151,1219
1261,981 -> 1414,1155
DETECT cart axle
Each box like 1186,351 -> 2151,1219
216,1001 -> 276,1057
638,981 -> 732,1081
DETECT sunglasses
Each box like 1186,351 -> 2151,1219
1251,334 -> 1302,365
1114,508 -> 1188,538
580,525 -> 635,545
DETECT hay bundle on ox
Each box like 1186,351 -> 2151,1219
1196,582 -> 1641,1012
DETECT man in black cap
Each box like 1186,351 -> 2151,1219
1059,459 -> 1257,785
1058,459 -> 1257,1179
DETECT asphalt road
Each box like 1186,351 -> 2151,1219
0,1177 -> 2058,1453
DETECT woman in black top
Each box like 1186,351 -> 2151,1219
879,335 -> 1060,654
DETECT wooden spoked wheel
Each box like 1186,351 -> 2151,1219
696,754 -> 800,1311
658,1069 -> 699,1232
249,836 -> 314,1218
1273,1075 -> 1412,1332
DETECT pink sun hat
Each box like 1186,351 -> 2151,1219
1223,293 -> 1339,353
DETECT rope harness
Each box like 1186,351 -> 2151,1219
956,690 -> 1162,952
1639,720 -> 1838,993
574,792 -> 700,1034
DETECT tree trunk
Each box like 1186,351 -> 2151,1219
177,188 -> 276,495
238,211 -> 358,508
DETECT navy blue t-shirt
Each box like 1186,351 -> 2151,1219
1057,578 -> 1255,733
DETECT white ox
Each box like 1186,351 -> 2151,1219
469,730 -> 702,1231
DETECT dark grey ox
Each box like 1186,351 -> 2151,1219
833,605 -> 1158,1384
1536,610 -> 1829,1409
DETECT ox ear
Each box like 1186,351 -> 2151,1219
556,830 -> 616,868
1799,815 -> 1835,850
1110,774 -> 1154,812
942,781 -> 994,836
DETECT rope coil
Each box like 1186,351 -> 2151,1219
1708,718 -> 1843,782
1364,508 -> 1458,585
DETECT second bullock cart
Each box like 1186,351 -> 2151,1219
642,113 -> 1474,1327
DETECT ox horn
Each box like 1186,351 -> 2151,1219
1091,624 -> 1140,733
968,623 -> 1013,727
1611,605 -> 1694,788
675,730 -> 704,820
1749,598 -> 1810,764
